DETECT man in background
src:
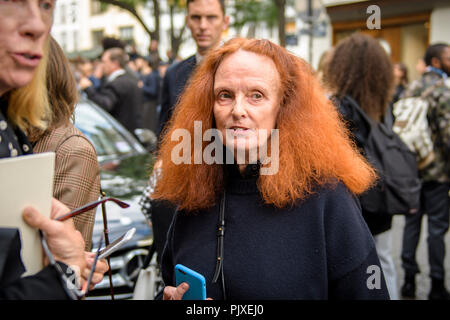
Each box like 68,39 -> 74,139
400,43 -> 450,300
80,47 -> 143,134
157,0 -> 230,139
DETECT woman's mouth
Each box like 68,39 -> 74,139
12,52 -> 42,68
227,127 -> 252,137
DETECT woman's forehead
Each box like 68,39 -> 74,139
214,50 -> 280,86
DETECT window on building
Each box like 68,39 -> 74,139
60,32 -> 67,51
73,30 -> 79,52
119,26 -> 134,46
91,0 -> 108,16
69,1 -> 77,23
92,30 -> 104,49
60,4 -> 66,24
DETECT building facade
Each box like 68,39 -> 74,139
52,0 -> 449,78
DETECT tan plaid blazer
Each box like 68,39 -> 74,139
33,124 -> 101,250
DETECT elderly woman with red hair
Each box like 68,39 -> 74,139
154,38 -> 390,300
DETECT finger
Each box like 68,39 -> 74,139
22,206 -> 61,236
163,283 -> 189,300
82,268 -> 90,280
50,198 -> 70,220
96,259 -> 109,273
163,286 -> 177,300
85,252 -> 96,259
172,283 -> 189,300
89,272 -> 104,286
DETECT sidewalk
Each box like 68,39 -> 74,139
392,215 -> 450,300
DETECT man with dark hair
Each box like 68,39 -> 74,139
102,36 -> 125,51
80,48 -> 143,133
157,0 -> 229,139
400,43 -> 450,300
145,0 -> 229,268
424,43 -> 450,75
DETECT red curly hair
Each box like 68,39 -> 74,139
153,38 -> 377,211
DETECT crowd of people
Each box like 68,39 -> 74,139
0,0 -> 448,301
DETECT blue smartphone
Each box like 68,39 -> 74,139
175,264 -> 207,300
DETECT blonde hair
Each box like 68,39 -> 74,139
7,41 -> 51,132
27,37 -> 78,141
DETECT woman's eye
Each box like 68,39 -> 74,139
41,1 -> 54,10
251,92 -> 263,100
218,92 -> 232,100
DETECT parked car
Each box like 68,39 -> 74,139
73,97 -> 155,299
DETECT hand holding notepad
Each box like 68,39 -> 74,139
0,153 -> 55,276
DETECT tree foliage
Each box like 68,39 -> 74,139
231,0 -> 293,47
95,0 -> 186,56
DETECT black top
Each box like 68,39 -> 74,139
335,96 -> 393,235
157,55 -> 197,139
84,71 -> 143,133
0,229 -> 71,299
160,164 -> 390,300
0,96 -> 33,159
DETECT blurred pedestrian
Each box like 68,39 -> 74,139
400,43 -> 450,300
147,39 -> 161,70
155,38 -> 389,300
77,58 -> 102,89
323,33 -> 398,300
316,47 -> 334,88
102,36 -> 125,51
141,59 -> 161,133
28,37 -> 101,251
80,47 -> 143,134
416,57 -> 427,77
393,63 -> 409,104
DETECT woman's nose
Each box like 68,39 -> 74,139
231,97 -> 247,119
18,3 -> 48,41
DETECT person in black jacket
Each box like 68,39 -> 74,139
144,0 -> 230,269
157,0 -> 230,139
323,33 -> 399,300
80,47 -> 143,134
152,38 -> 389,300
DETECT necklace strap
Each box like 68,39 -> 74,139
212,191 -> 226,299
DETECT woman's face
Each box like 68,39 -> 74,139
0,0 -> 55,96
393,64 -> 404,81
213,50 -> 280,158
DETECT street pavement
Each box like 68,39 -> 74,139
391,214 -> 450,300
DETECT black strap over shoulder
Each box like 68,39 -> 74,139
212,191 -> 226,300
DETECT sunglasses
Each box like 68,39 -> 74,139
55,197 -> 129,222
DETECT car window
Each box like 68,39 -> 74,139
74,101 -> 133,157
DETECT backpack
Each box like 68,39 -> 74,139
392,94 -> 435,169
344,96 -> 421,215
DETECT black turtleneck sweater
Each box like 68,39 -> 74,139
159,164 -> 390,300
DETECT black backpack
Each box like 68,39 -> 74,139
344,96 -> 421,215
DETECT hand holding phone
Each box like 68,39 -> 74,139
175,264 -> 207,300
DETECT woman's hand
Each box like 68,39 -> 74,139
82,252 -> 109,291
22,199 -> 86,282
163,283 -> 189,300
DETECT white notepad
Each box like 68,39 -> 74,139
0,152 -> 55,276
